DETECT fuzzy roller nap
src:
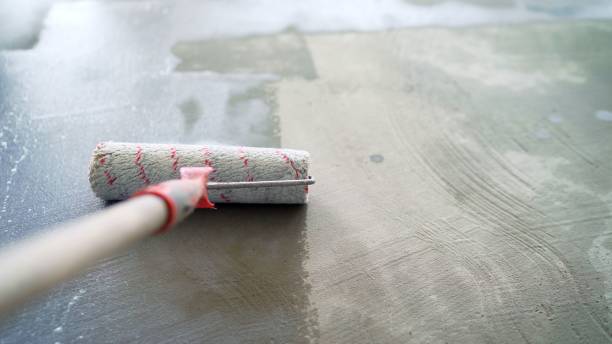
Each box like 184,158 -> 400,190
89,142 -> 310,204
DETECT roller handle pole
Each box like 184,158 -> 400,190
0,195 -> 167,315
0,167 -> 213,316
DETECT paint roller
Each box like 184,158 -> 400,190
0,142 -> 314,315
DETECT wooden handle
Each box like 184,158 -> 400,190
0,195 -> 167,315
0,167 -> 213,315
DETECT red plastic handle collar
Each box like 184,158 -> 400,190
132,167 -> 215,233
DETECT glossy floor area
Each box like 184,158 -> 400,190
1,0 -> 612,343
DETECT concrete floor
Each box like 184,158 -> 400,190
1,0 -> 612,343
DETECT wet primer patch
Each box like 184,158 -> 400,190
178,97 -> 203,133
172,32 -> 317,80
0,0 -> 53,50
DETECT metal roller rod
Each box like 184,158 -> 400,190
207,178 -> 316,190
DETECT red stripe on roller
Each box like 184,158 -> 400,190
276,149 -> 301,179
238,146 -> 254,182
134,145 -> 150,185
170,147 -> 179,172
201,146 -> 216,181
104,170 -> 117,186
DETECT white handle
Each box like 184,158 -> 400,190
0,195 -> 167,315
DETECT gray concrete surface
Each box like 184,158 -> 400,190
1,0 -> 612,343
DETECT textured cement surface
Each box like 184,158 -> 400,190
1,0 -> 612,343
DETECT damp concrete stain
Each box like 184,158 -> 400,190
178,97 -> 203,133
170,31 -> 317,148
369,154 -> 384,163
224,82 -> 281,147
0,0 -> 55,50
171,32 -> 317,80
